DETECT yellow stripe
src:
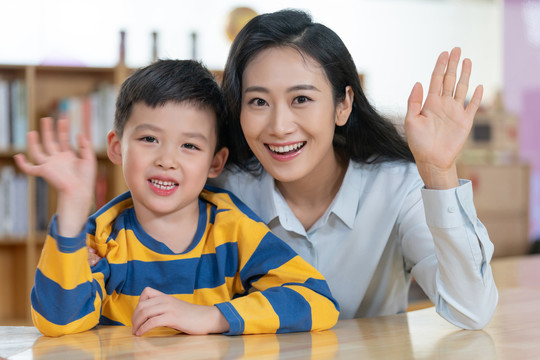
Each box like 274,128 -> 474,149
227,292 -> 280,334
252,255 -> 325,291
38,236 -> 93,290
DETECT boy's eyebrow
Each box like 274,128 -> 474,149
183,131 -> 209,142
133,123 -> 162,132
133,124 -> 209,142
244,84 -> 321,93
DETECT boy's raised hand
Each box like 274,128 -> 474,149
131,287 -> 230,336
405,47 -> 483,190
14,117 -> 97,237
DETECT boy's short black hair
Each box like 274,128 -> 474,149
114,59 -> 226,150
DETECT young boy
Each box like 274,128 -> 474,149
14,60 -> 339,337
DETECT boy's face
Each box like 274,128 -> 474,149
107,101 -> 228,219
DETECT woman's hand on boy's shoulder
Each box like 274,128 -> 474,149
132,287 -> 230,336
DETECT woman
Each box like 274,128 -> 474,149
214,9 -> 497,329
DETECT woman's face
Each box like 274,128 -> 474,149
240,46 -> 350,185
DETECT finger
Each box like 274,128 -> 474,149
454,58 -> 472,104
139,287 -> 164,302
40,117 -> 60,155
26,131 -> 47,164
442,47 -> 461,97
87,251 -> 100,267
57,118 -> 72,152
428,51 -> 449,96
406,82 -> 424,119
465,85 -> 484,118
13,153 -> 40,176
77,133 -> 96,162
132,296 -> 165,335
134,314 -> 170,336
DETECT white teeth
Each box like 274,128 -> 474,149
269,142 -> 304,154
150,179 -> 176,190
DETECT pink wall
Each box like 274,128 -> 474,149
504,0 -> 540,240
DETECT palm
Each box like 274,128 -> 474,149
14,117 -> 96,198
405,48 -> 483,171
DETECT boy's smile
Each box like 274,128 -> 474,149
107,101 -> 227,227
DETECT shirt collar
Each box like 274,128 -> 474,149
326,160 -> 362,229
260,160 -> 362,232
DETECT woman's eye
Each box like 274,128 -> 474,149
140,136 -> 157,143
294,96 -> 311,104
248,98 -> 267,106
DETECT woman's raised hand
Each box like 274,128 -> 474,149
405,47 -> 483,189
14,117 -> 97,237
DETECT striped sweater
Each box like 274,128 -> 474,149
31,186 -> 339,336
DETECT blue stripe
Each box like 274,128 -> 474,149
87,191 -> 133,235
239,232 -> 296,290
204,185 -> 264,222
262,287 -> 312,333
31,269 -> 102,326
105,242 -> 240,296
215,302 -> 245,335
126,200 -> 207,255
47,215 -> 87,254
99,315 -> 125,326
284,278 -> 340,312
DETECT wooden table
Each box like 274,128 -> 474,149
1,255 -> 539,359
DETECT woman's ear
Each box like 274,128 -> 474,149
208,147 -> 229,179
107,130 -> 122,165
335,86 -> 354,126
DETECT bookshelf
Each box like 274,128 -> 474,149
0,63 -> 131,325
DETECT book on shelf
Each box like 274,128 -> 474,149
55,82 -> 116,152
0,166 -> 49,241
0,166 -> 28,241
0,78 -> 27,151
0,78 -> 10,150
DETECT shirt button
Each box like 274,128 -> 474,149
448,206 -> 456,213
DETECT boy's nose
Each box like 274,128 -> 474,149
155,147 -> 178,169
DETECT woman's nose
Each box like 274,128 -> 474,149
268,105 -> 296,136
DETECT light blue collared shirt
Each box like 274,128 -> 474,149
210,160 -> 498,329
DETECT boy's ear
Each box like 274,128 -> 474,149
208,147 -> 229,179
335,85 -> 354,127
107,130 -> 123,165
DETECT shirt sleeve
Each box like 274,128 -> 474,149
31,215 -> 110,337
404,180 -> 498,329
214,219 -> 340,335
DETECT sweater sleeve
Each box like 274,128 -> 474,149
31,215 -> 110,337
215,219 -> 340,335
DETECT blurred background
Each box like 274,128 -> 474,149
0,0 -> 539,324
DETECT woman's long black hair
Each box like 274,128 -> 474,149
221,9 -> 414,173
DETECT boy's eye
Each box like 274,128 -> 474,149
140,136 -> 157,143
248,98 -> 267,107
182,143 -> 200,150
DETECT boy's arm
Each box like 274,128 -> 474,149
216,224 -> 340,335
31,216 -> 109,336
15,117 -> 103,336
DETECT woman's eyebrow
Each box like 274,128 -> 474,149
244,84 -> 321,93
